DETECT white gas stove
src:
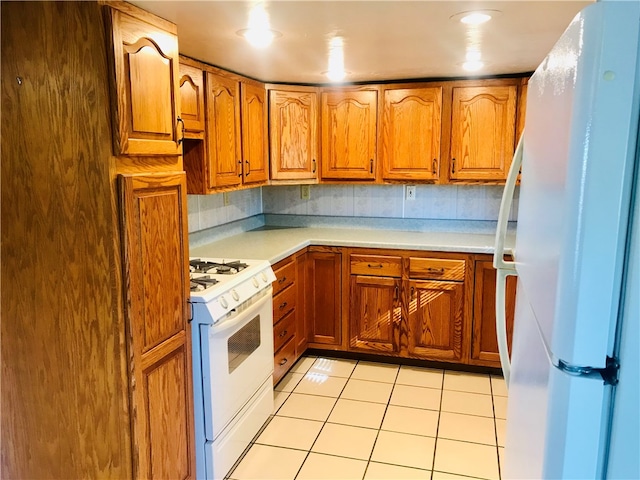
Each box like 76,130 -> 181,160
189,257 -> 276,479
189,257 -> 276,323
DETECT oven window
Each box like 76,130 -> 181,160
228,314 -> 261,373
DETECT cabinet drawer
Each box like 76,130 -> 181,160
274,336 -> 296,385
350,254 -> 402,277
274,310 -> 296,352
273,284 -> 296,323
409,257 -> 465,281
273,261 -> 295,295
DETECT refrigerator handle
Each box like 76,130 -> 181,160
492,132 -> 524,388
493,132 -> 523,271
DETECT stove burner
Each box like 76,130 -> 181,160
189,274 -> 219,292
189,259 -> 249,275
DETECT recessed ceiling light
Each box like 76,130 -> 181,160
237,3 -> 281,49
462,60 -> 485,72
450,10 -> 502,25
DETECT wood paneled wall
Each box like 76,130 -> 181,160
1,2 -> 131,478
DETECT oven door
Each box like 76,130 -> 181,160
200,287 -> 274,441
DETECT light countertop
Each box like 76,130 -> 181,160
189,226 -> 514,265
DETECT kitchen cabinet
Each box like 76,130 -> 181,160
105,3 -> 182,156
120,172 -> 195,480
470,258 -> 517,367
321,88 -> 378,181
240,82 -> 269,184
272,255 -> 298,384
447,84 -> 517,182
349,254 -> 402,354
269,87 -> 319,181
307,247 -> 343,347
183,66 -> 268,192
179,60 -> 205,138
516,77 -> 529,144
381,86 -> 443,181
295,250 -> 309,355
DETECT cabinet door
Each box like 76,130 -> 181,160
206,72 -> 242,189
269,89 -> 319,180
350,275 -> 400,354
321,90 -> 377,180
406,279 -> 464,361
382,87 -> 442,181
241,83 -> 269,184
449,85 -> 517,181
107,8 -> 181,156
120,172 -> 194,480
516,80 -> 528,144
470,260 -> 516,366
295,252 -> 309,354
307,251 -> 342,346
179,63 -> 205,137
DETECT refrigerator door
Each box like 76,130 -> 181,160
506,284 -> 614,479
515,1 -> 640,368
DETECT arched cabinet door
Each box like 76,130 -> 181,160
179,62 -> 205,137
106,6 -> 181,156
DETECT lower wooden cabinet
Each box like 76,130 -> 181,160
470,258 -> 517,367
307,247 -> 342,347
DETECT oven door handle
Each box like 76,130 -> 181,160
208,286 -> 273,337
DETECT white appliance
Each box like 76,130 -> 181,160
189,258 -> 276,480
494,2 -> 640,478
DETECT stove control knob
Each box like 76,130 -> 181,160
252,277 -> 259,288
231,289 -> 239,301
260,272 -> 268,282
219,296 -> 228,309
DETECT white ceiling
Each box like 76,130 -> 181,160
132,1 -> 593,84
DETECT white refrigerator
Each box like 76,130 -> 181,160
494,2 -> 640,478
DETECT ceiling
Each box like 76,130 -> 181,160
132,1 -> 593,84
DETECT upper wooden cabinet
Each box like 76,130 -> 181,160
269,87 -> 319,181
516,78 -> 529,144
448,84 -> 517,182
105,5 -> 181,156
179,61 -> 205,138
241,82 -> 269,184
321,89 -> 378,181
381,87 -> 443,181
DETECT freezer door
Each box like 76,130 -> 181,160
506,284 -> 614,478
515,1 -> 640,368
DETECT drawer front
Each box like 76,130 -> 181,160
409,257 -> 466,281
274,336 -> 296,385
273,284 -> 297,323
350,254 -> 402,277
274,310 -> 296,352
273,261 -> 295,295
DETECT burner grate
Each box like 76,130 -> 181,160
189,259 -> 249,275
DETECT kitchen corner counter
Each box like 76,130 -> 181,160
189,226 -> 515,265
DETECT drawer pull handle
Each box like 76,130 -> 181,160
394,285 -> 399,301
279,330 -> 288,337
427,267 -> 445,274
410,286 -> 415,298
279,302 -> 288,310
367,263 -> 384,269
278,276 -> 287,283
279,358 -> 288,366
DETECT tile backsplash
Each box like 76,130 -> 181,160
262,184 -> 518,222
188,184 -> 518,233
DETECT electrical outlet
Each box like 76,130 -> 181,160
406,185 -> 416,200
300,185 -> 311,200
223,192 -> 230,206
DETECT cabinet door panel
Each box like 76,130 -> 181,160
108,10 -> 180,156
471,260 -> 516,366
179,63 -> 205,135
449,85 -> 516,181
269,89 -> 318,180
407,280 -> 464,361
241,83 -> 269,184
308,251 -> 342,345
350,275 -> 400,354
321,90 -> 377,180
382,87 -> 442,181
120,172 -> 194,480
206,72 -> 241,188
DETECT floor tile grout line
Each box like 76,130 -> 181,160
490,376 -> 503,480
428,370 -> 446,480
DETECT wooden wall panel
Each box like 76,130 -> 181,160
1,2 -> 131,478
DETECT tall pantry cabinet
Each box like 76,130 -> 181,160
1,2 -> 194,479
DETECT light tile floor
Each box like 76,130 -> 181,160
227,356 -> 508,480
